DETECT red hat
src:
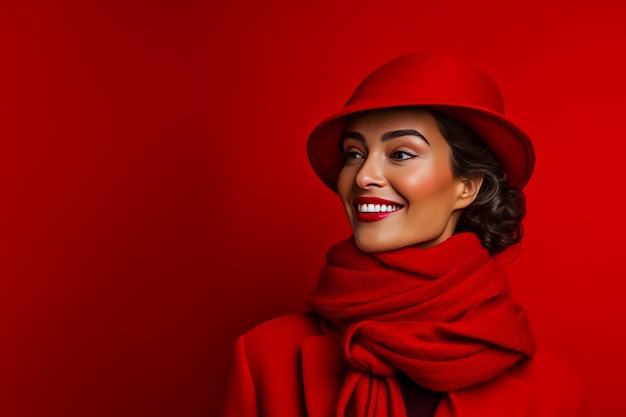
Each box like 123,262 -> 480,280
306,53 -> 535,191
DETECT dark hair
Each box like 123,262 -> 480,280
429,109 -> 526,256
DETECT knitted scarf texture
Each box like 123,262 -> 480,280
307,233 -> 536,417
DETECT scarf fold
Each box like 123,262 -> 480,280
307,233 -> 536,417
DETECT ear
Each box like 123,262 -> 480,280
454,176 -> 484,210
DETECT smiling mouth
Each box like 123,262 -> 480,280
356,203 -> 403,213
352,198 -> 404,222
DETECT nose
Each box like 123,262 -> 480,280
355,155 -> 386,189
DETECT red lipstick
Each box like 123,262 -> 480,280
353,197 -> 403,222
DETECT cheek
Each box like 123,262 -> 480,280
337,166 -> 354,199
399,168 -> 454,195
337,167 -> 356,218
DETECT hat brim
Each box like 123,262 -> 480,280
307,101 -> 535,192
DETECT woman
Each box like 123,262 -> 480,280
220,53 -> 586,417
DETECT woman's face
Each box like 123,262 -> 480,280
337,108 -> 479,253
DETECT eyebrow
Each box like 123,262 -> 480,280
342,129 -> 430,145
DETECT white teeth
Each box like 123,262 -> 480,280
357,203 -> 401,213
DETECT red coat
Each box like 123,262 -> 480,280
220,311 -> 586,417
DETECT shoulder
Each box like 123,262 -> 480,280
444,347 -> 586,417
244,310 -> 322,344
238,310 -> 324,389
508,346 -> 587,415
241,310 -> 323,363
511,346 -> 583,389
222,311 -> 324,416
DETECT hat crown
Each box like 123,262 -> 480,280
346,53 -> 505,114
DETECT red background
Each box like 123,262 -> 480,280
1,1 -> 624,416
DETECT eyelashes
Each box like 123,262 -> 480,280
342,149 -> 419,162
343,150 -> 364,161
389,150 -> 418,160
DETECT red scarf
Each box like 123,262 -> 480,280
307,233 -> 536,417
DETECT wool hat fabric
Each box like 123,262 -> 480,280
306,53 -> 535,191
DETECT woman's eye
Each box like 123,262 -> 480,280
389,150 -> 416,160
343,151 -> 364,161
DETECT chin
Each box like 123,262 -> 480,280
352,228 -> 454,253
353,234 -> 401,253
